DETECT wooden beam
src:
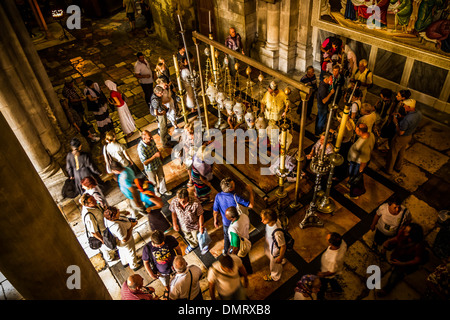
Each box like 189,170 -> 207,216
192,31 -> 311,95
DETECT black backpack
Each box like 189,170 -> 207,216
271,228 -> 295,255
103,220 -> 118,250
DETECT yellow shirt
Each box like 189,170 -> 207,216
261,90 -> 289,122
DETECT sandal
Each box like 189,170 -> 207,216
263,274 -> 274,282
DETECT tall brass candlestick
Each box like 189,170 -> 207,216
173,55 -> 188,124
290,94 -> 307,210
276,120 -> 290,229
193,37 -> 210,133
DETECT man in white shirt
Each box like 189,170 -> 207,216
370,197 -> 411,251
169,256 -> 203,300
208,254 -> 248,300
226,206 -> 253,274
134,52 -> 154,106
261,209 -> 286,282
317,232 -> 347,299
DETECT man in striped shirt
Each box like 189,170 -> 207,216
138,130 -> 172,197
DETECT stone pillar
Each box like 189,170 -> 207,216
295,0 -> 315,73
4,0 -> 72,136
278,0 -> 298,73
0,2 -> 65,172
0,111 -> 112,300
259,0 -> 280,69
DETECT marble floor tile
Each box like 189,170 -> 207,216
288,199 -> 360,263
335,175 -> 394,214
405,142 -> 449,174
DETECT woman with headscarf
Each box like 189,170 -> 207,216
293,274 -> 321,300
84,80 -> 114,136
104,80 -> 136,138
191,145 -> 214,203
66,137 -> 103,195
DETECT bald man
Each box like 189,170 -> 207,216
121,274 -> 157,300
169,256 -> 203,300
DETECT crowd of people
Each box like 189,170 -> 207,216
59,25 -> 447,301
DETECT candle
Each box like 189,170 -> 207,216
209,11 -> 211,34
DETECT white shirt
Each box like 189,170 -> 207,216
228,213 -> 250,241
207,254 -> 243,296
357,112 -> 377,132
169,265 -> 202,300
104,214 -> 131,242
106,142 -> 131,168
134,59 -> 154,84
265,220 -> 286,258
376,203 -> 410,236
320,241 -> 347,276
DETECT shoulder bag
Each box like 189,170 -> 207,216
234,193 -> 249,215
83,212 -> 103,250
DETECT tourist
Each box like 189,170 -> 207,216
370,196 -> 412,253
123,0 -> 137,33
110,160 -> 147,219
103,130 -> 133,177
384,99 -> 422,175
170,188 -> 205,254
213,177 -> 254,254
315,72 -> 335,136
191,145 -> 214,203
121,274 -> 158,300
83,80 -> 114,137
346,123 -> 375,200
138,0 -> 154,35
261,209 -> 286,282
79,193 -> 115,262
103,206 -> 142,271
226,206 -> 253,275
317,232 -> 347,300
66,137 -> 102,195
137,130 -> 172,197
378,223 -> 427,296
357,103 -> 377,133
169,255 -> 203,300
104,80 -> 136,138
293,274 -> 321,300
62,77 -> 86,120
225,27 -> 245,77
350,59 -> 373,103
155,78 -> 177,129
306,132 -> 334,160
142,230 -> 182,300
134,52 -> 155,106
150,85 -> 172,147
80,176 -> 108,209
208,254 -> 249,300
299,66 -> 318,119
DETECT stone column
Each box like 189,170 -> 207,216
4,0 -> 72,136
259,0 -> 280,69
295,0 -> 315,73
0,3 -> 65,168
0,111 -> 112,300
278,0 -> 298,73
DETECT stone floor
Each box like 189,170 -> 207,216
1,10 -> 449,301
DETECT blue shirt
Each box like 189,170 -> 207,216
213,192 -> 250,227
399,110 -> 422,136
118,167 -> 136,200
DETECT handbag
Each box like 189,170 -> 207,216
234,194 -> 249,215
237,236 -> 252,257
102,220 -> 117,250
83,212 -> 102,250
197,229 -> 212,255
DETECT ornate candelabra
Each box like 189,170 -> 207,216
173,55 -> 189,124
276,118 -> 290,229
193,37 -> 210,132
177,14 -> 203,128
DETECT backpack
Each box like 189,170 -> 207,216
102,220 -> 118,250
364,69 -> 373,89
271,228 -> 295,256
61,178 -> 79,199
